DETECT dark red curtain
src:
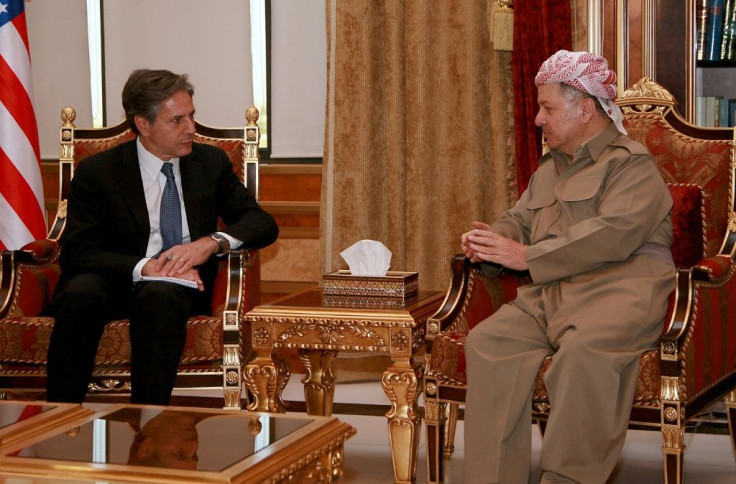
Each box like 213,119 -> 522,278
513,0 -> 573,193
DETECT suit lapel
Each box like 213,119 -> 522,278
116,141 -> 150,255
180,146 -> 206,239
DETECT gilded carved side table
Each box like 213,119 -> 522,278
243,287 -> 443,484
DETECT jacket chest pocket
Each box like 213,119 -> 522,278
525,175 -> 603,242
526,192 -> 559,244
559,175 -> 602,202
557,175 -> 602,220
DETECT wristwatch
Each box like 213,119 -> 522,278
209,233 -> 229,255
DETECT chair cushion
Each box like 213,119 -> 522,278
626,116 -> 732,259
0,316 -> 224,366
429,329 -> 661,405
668,183 -> 704,268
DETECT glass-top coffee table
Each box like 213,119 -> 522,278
0,400 -> 91,453
0,403 -> 355,483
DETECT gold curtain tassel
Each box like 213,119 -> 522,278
492,1 -> 514,52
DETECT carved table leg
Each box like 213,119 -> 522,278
382,359 -> 422,484
244,348 -> 290,413
299,349 -> 337,416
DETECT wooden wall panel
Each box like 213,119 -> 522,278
260,164 -> 321,239
627,0 -> 643,87
259,165 -> 322,201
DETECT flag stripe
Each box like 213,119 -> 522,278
0,146 -> 46,237
0,194 -> 35,251
0,0 -> 46,250
0,102 -> 43,202
0,56 -> 40,159
12,11 -> 31,54
0,14 -> 32,94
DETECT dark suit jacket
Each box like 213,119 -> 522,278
59,139 -> 278,292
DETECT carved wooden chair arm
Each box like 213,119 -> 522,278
425,255 -> 472,342
659,260 -> 736,399
692,255 -> 733,282
215,247 -> 259,351
211,248 -> 257,321
426,254 -> 530,347
0,239 -> 62,319
14,239 -> 60,264
661,255 -> 735,344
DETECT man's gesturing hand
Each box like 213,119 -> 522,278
461,221 -> 528,271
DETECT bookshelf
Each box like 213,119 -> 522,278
696,60 -> 736,67
694,0 -> 736,127
643,0 -> 736,127
598,0 -> 735,126
695,61 -> 736,127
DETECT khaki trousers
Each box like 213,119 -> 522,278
462,256 -> 673,484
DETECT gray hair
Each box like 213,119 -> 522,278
557,82 -> 608,119
122,69 -> 194,134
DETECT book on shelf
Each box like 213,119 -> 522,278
723,0 -> 736,59
698,0 -> 710,60
696,97 -> 717,126
717,97 -> 730,126
695,96 -> 736,127
704,0 -> 727,61
705,96 -> 717,127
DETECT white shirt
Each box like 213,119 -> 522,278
139,138 -> 192,256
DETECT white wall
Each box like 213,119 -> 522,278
270,1 -> 327,158
102,0 -> 253,129
25,0 -> 92,159
24,0 -> 326,161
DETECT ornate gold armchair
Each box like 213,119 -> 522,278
423,79 -> 736,484
0,106 -> 264,409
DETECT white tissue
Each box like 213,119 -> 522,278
340,240 -> 392,276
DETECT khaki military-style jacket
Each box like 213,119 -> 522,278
492,123 -> 673,285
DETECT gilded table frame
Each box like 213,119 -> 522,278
244,288 -> 443,484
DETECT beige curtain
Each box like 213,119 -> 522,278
321,0 -> 516,291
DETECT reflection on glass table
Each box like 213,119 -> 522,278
0,404 -> 356,483
20,408 -> 309,472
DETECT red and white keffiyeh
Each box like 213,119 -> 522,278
535,50 -> 627,134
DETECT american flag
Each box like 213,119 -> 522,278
0,0 -> 46,250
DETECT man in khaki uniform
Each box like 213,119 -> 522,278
461,50 -> 675,484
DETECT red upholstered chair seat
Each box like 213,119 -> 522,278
0,316 -> 224,367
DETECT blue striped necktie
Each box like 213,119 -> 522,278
159,162 -> 182,251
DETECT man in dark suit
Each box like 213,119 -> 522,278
46,69 -> 279,405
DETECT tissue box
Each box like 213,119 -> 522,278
322,270 -> 419,309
